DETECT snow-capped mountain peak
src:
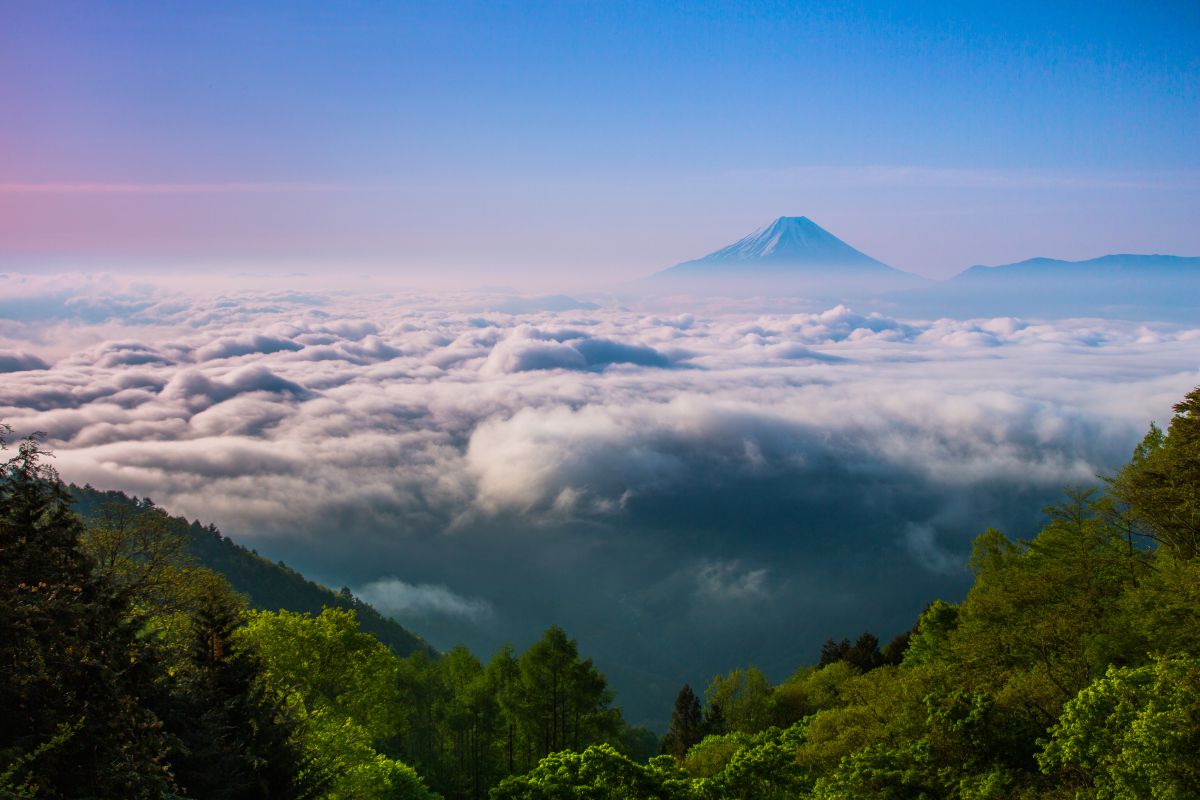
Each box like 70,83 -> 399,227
654,216 -> 900,278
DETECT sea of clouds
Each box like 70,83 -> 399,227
2,272 -> 1197,724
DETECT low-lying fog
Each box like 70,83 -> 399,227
2,273 -> 1197,726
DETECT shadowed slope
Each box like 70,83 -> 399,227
69,485 -> 436,658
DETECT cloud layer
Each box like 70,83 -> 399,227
1,274 -> 1197,725
356,577 -> 493,622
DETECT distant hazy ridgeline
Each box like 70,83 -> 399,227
642,216 -> 1200,321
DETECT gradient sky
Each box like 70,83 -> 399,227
2,0 -> 1198,283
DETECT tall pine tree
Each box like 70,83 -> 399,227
0,431 -> 173,798
153,587 -> 326,799
659,684 -> 703,760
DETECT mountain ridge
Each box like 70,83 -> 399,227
953,253 -> 1200,281
888,253 -> 1200,321
69,484 -> 436,658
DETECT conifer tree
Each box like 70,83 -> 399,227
0,431 -> 173,798
155,587 -> 326,800
1109,386 -> 1200,559
703,699 -> 728,737
659,684 -> 703,760
818,638 -> 851,667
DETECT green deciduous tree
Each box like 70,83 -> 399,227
1039,654 -> 1200,799
704,667 -> 774,735
82,498 -> 192,611
490,744 -> 693,800
391,627 -> 629,799
902,600 -> 960,668
950,491 -> 1147,720
701,725 -> 810,800
240,607 -> 435,800
1108,387 -> 1200,559
516,626 -> 621,759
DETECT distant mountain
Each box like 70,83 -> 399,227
649,217 -> 924,296
953,253 -> 1200,282
70,485 -> 435,658
892,253 -> 1200,321
660,216 -> 891,273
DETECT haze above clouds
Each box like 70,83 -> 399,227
3,3 -> 1198,280
2,274 -> 1196,723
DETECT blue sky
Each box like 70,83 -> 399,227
2,0 -> 1197,281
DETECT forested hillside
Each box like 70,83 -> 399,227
3,385 -> 1198,799
69,485 -> 433,658
495,387 -> 1200,799
1,440 -> 653,799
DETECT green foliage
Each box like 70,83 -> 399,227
243,607 -> 403,738
517,626 -> 621,755
703,667 -> 775,734
660,684 -> 704,760
1108,387 -> 1200,559
7,386 -> 1199,800
239,607 -> 435,800
796,666 -> 930,775
903,600 -> 960,668
949,490 -> 1148,721
1039,655 -> 1200,799
780,660 -> 860,715
1113,554 -> 1200,657
303,715 -> 434,800
698,725 -> 810,800
811,740 -> 941,800
619,725 -> 662,764
1,431 -> 333,798
0,432 -> 175,798
82,497 -> 197,612
818,630 -> 906,672
392,625 -> 629,799
681,731 -> 753,779
71,484 -> 434,658
154,588 -> 326,799
704,740 -> 803,800
490,744 -> 693,800
640,389 -> 1200,799
490,729 -> 813,800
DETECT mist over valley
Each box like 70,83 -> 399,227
3,255 -> 1196,725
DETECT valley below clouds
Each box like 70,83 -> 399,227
2,273 -> 1197,724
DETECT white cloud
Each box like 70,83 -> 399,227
2,281 -> 1193,543
695,560 -> 769,602
2,274 -> 1197,721
355,577 -> 492,622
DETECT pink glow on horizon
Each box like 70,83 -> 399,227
0,183 -> 351,194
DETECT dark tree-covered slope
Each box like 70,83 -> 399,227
69,484 -> 434,659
